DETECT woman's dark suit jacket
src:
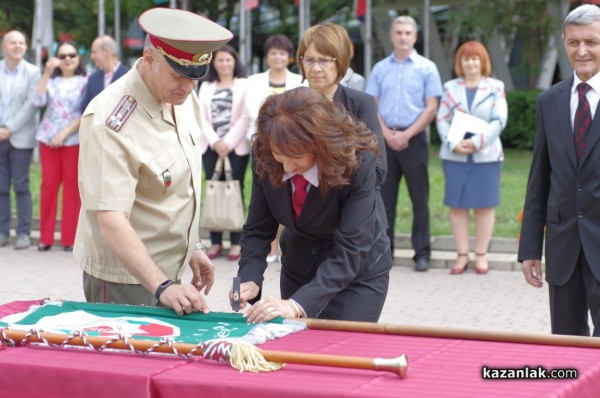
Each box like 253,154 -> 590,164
333,84 -> 389,230
333,84 -> 387,186
238,150 -> 392,320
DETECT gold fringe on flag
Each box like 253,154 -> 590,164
230,341 -> 285,372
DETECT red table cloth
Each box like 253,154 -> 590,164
1,300 -> 598,398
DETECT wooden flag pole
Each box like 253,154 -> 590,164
258,348 -> 407,378
0,328 -> 408,378
300,318 -> 600,349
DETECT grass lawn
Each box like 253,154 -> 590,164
242,144 -> 532,239
23,145 -> 532,238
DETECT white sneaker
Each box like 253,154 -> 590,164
14,235 -> 30,250
0,233 -> 8,247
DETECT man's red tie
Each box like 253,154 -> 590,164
291,174 -> 309,222
574,82 -> 593,160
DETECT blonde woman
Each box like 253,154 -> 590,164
436,41 -> 508,274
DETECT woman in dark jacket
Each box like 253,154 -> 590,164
233,87 -> 391,323
296,22 -> 387,186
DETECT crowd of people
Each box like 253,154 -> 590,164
1,4 -> 599,335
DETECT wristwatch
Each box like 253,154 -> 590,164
195,241 -> 207,252
154,279 -> 174,300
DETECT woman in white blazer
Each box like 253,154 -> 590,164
245,34 -> 305,141
435,41 -> 508,275
198,45 -> 250,261
244,35 -> 305,262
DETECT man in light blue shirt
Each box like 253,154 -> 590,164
366,16 -> 442,271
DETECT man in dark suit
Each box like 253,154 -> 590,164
80,35 -> 129,112
519,4 -> 600,337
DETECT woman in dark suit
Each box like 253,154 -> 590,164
296,23 -> 389,256
234,87 -> 391,323
296,23 -> 386,186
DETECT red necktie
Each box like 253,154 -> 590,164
574,82 -> 593,159
291,174 -> 309,222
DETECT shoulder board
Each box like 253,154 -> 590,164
106,95 -> 137,132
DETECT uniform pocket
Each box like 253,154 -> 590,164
139,146 -> 183,200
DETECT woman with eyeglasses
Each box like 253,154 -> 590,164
32,42 -> 87,252
297,23 -> 387,188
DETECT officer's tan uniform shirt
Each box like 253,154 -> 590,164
74,60 -> 202,284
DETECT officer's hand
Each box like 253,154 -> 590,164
159,283 -> 209,316
189,249 -> 215,294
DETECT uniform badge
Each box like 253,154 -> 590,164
106,95 -> 137,132
162,170 -> 172,187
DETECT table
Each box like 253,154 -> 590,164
1,300 -> 599,398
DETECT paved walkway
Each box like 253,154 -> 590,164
0,243 -> 552,334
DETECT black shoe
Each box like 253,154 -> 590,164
415,257 -> 430,272
64,246 -> 73,252
38,244 -> 52,252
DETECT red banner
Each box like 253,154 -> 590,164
245,0 -> 259,10
354,0 -> 366,21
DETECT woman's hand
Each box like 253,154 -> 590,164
229,281 -> 259,310
213,140 -> 230,158
453,138 -> 475,154
44,57 -> 60,75
242,296 -> 296,323
49,130 -> 67,147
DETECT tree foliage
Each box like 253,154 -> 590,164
0,0 -> 153,49
0,0 -> 37,37
1,0 -> 353,54
445,0 -> 559,83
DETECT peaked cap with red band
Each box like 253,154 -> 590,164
138,8 -> 233,80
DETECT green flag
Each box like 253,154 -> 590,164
1,301 -> 305,345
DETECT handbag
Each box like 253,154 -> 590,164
200,157 -> 245,232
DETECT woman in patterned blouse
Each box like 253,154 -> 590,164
32,42 -> 88,252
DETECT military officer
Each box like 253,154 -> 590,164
74,8 -> 233,315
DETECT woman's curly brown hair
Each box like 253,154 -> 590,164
253,87 -> 379,195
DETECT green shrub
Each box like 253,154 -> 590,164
503,89 -> 541,150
